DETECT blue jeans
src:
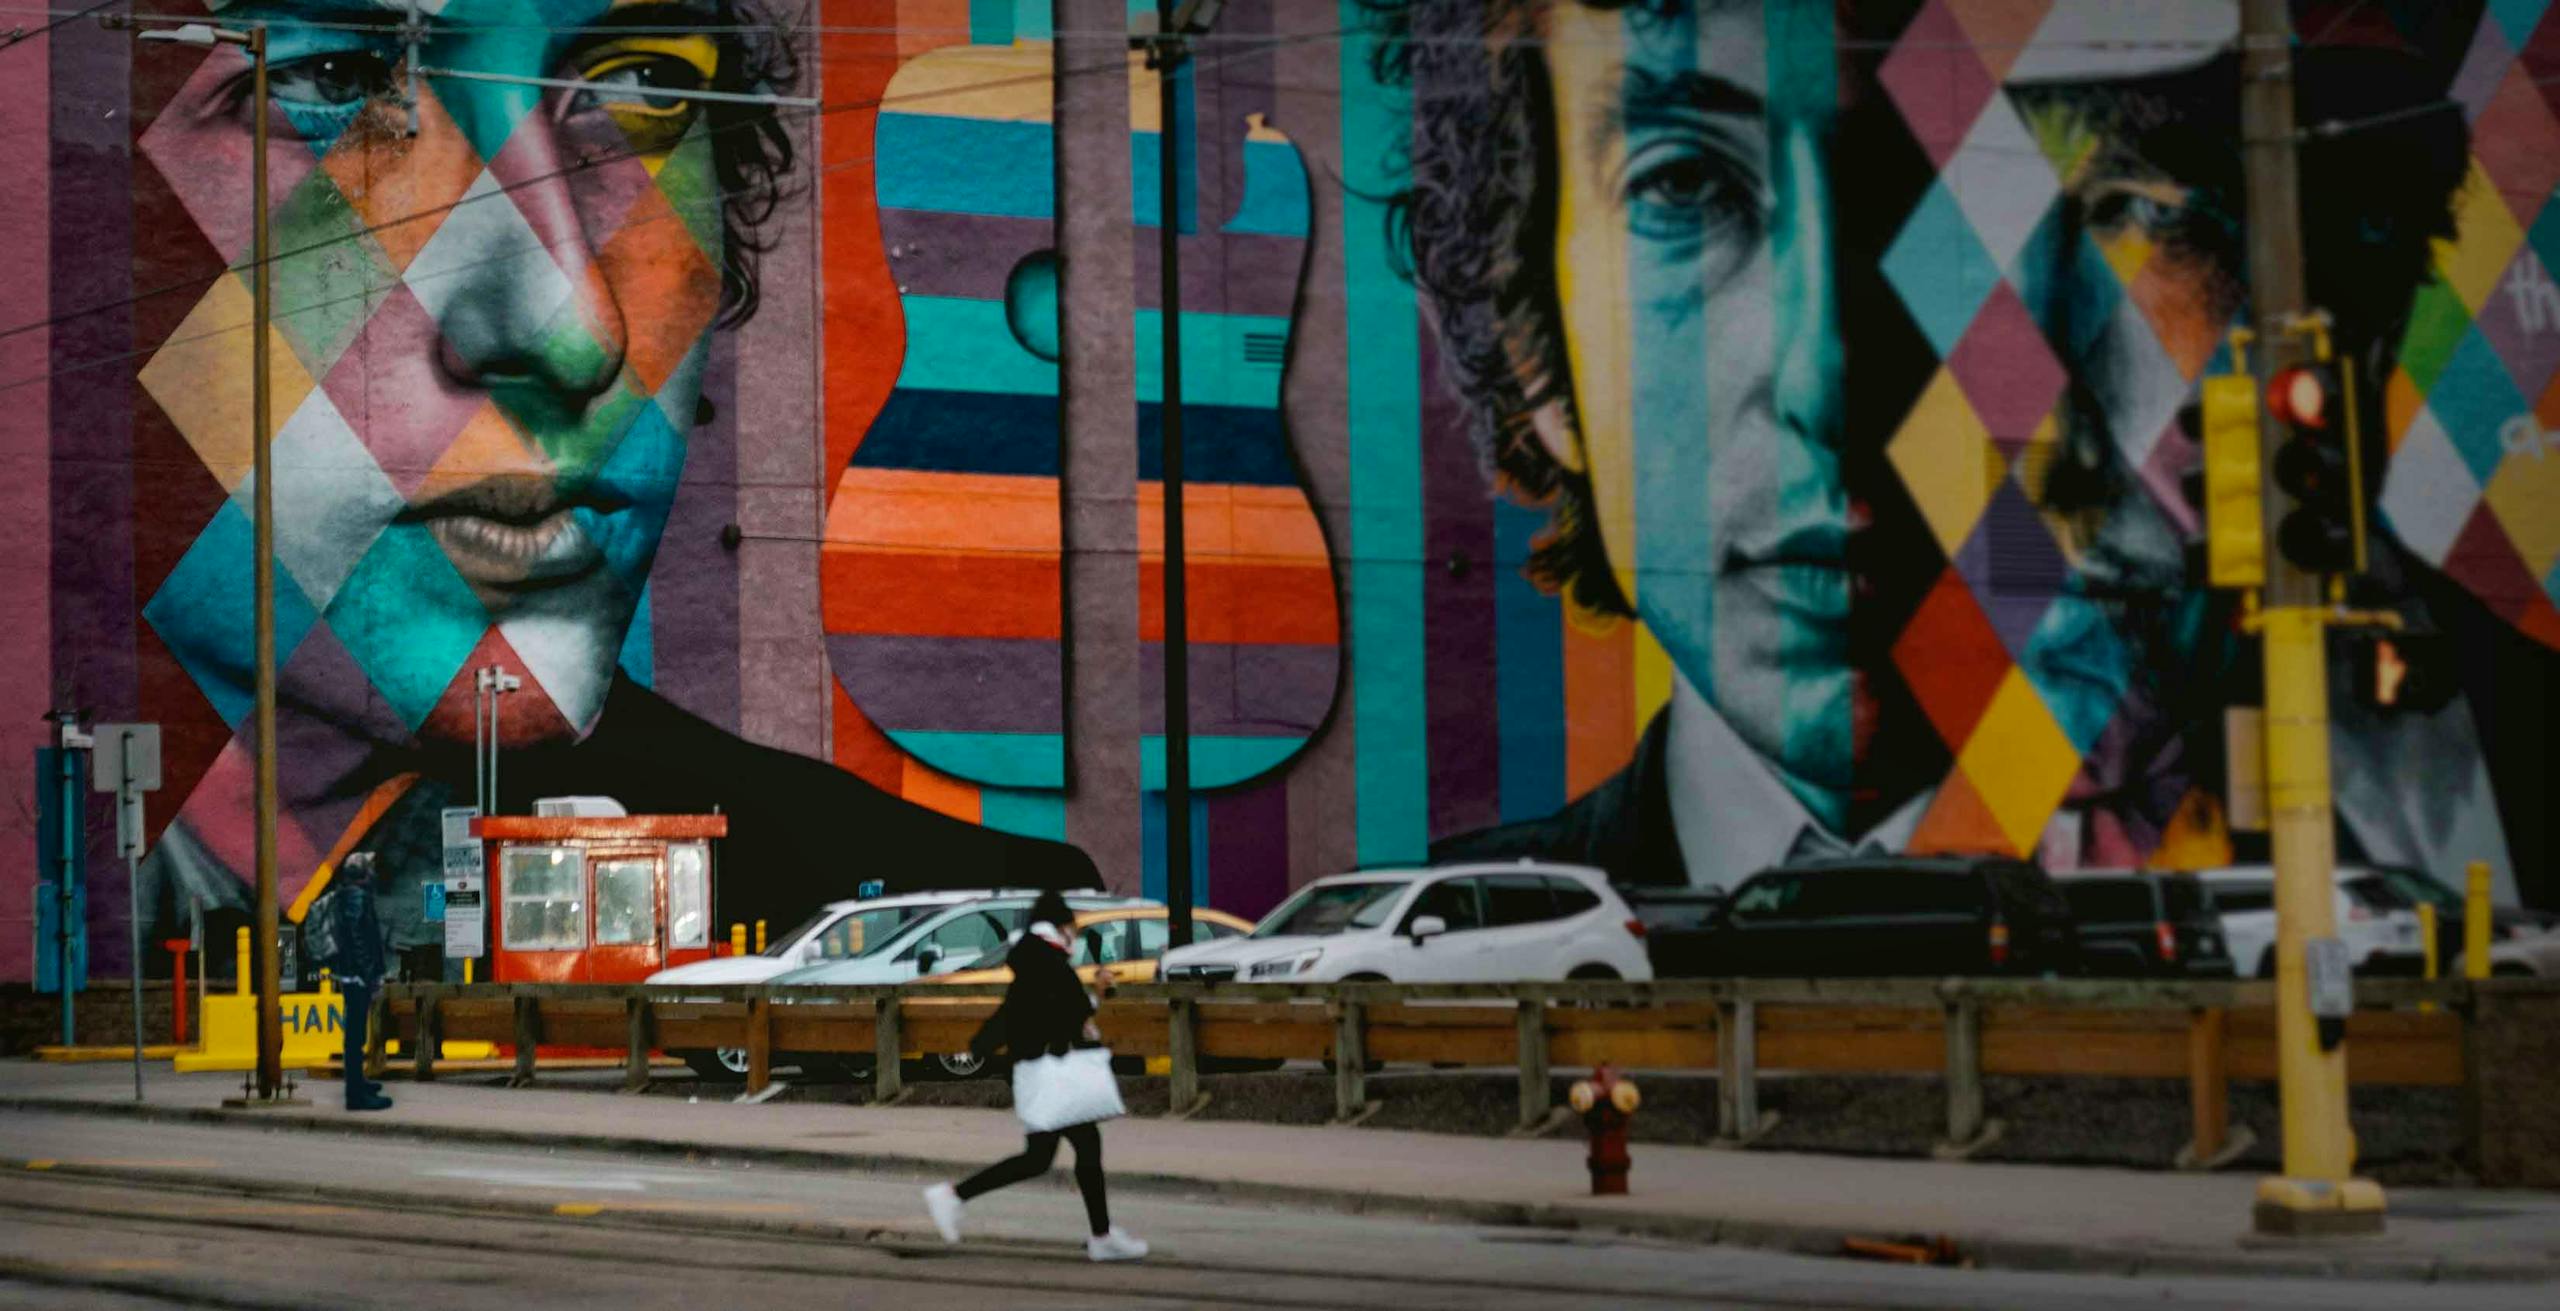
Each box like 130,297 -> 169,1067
341,981 -> 380,1104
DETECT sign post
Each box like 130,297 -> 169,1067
92,723 -> 161,1102
442,807 -> 484,964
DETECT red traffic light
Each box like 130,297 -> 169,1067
2267,366 -> 2335,429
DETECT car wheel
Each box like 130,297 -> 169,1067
930,1050 -> 988,1080
682,1048 -> 751,1082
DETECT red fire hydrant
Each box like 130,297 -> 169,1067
1569,1065 -> 1641,1195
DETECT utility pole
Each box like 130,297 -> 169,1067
1142,0 -> 1223,949
2235,0 -> 2383,1237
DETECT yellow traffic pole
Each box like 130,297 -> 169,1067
235,927 -> 251,997
462,957 -> 474,985
730,923 -> 748,956
754,919 -> 767,953
2417,903 -> 2437,1011
2464,861 -> 2492,981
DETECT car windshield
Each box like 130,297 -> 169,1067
1250,881 -> 1408,938
763,910 -> 834,958
768,904 -> 942,960
2375,867 -> 2460,912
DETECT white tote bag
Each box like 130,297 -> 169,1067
1011,1047 -> 1126,1133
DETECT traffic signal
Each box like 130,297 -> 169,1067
2188,373 -> 2265,590
2349,631 -> 2456,714
2267,362 -> 2361,575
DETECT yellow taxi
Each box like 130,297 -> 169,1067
919,906 -> 1255,1078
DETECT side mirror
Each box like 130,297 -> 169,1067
914,945 -> 943,974
1409,915 -> 1448,944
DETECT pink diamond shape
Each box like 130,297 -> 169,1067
135,48 -> 320,266
1947,282 -> 2067,449
320,284 -> 488,499
1880,0 -> 1998,167
2476,64 -> 2560,229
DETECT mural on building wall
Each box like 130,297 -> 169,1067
97,0 -> 1092,972
1351,0 -> 2550,906
8,0 -> 2555,983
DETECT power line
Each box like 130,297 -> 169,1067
0,22 -> 1338,390
0,0 -> 126,51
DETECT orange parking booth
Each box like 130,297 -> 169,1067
469,813 -> 728,984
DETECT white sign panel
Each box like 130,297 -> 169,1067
442,807 -> 485,958
2305,937 -> 2353,1020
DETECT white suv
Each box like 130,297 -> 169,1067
2198,865 -> 2426,979
1159,862 -> 1653,984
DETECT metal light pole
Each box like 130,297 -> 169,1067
1145,0 -> 1222,951
128,19 -> 290,1105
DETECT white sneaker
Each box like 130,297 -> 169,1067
1086,1226 -> 1149,1262
923,1183 -> 963,1244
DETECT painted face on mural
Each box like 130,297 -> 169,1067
1509,1 -> 2240,831
139,0 -> 777,748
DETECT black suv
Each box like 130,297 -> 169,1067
2056,872 -> 2235,977
1699,857 -> 2079,977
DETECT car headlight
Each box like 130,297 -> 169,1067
1248,950 -> 1322,979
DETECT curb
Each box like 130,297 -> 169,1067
3,1094 -> 2549,1286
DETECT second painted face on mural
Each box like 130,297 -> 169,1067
1509,0 -> 2243,832
140,0 -> 780,748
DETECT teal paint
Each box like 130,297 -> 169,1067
897,297 -> 1063,396
981,786 -> 1069,840
882,730 -> 1068,788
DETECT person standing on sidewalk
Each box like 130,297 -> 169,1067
923,891 -> 1145,1261
333,853 -> 393,1113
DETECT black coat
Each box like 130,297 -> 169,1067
332,872 -> 387,988
968,934 -> 1093,1062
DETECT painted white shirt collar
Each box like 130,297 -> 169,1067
1660,670 -> 1931,893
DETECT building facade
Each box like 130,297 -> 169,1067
3,0 -> 2553,980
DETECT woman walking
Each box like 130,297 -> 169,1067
923,890 -> 1147,1261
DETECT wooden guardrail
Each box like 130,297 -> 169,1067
373,976 -> 2515,1170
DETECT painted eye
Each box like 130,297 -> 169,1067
1621,142 -> 1752,245
269,51 -> 395,108
578,54 -> 710,116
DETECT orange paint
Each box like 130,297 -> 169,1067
823,548 -> 1064,638
1562,615 -> 1637,798
826,468 -> 1064,553
1138,560 -> 1340,644
900,755 -> 982,821
820,0 -> 908,485
832,679 -> 908,792
1136,483 -> 1333,562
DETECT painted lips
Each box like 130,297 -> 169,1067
1725,522 -> 1852,621
404,477 -> 617,591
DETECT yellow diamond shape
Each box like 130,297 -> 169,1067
2481,431 -> 2560,583
2097,228 -> 2155,287
1952,668 -> 2082,857
2433,158 -> 2526,316
1888,369 -> 2001,557
136,273 -> 319,493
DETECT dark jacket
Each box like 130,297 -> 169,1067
968,933 -> 1092,1063
332,867 -> 387,989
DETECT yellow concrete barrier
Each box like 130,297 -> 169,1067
173,990 -> 345,1074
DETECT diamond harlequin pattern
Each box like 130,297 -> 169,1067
142,500 -> 322,730
1947,282 -> 2066,449
1878,0 -> 1998,167
1953,668 -> 2083,857
263,387 -> 405,612
321,524 -> 490,732
1882,179 -> 2002,358
1887,368 -> 2002,557
138,274 -> 319,493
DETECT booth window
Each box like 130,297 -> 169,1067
503,847 -> 585,951
593,858 -> 659,946
667,842 -> 710,949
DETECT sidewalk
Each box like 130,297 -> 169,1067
3,1059 -> 2554,1283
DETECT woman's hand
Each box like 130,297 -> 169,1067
1082,1019 -> 1103,1044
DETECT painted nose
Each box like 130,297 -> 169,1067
428,125 -> 629,419
1769,115 -> 1843,448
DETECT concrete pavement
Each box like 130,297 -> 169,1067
2,1059 -> 2554,1285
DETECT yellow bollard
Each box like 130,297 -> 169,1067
463,958 -> 474,985
2464,860 -> 2492,981
731,923 -> 748,956
2417,904 -> 2438,1012
235,927 -> 251,997
755,919 -> 767,953
317,969 -> 333,996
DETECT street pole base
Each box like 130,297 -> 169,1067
2251,1176 -> 2386,1237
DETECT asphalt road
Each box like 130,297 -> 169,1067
0,1110 -> 2547,1310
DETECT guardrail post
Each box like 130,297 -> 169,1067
413,987 -> 439,1083
511,993 -> 539,1086
873,994 -> 904,1103
364,989 -> 389,1080
1516,994 -> 1551,1130
1715,998 -> 1762,1144
624,996 -> 653,1093
745,993 -> 772,1095
1934,996 -> 1994,1159
1166,994 -> 1202,1117
2177,1005 -> 2238,1169
1332,998 -> 1369,1124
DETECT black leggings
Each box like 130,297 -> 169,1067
955,1122 -> 1109,1236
